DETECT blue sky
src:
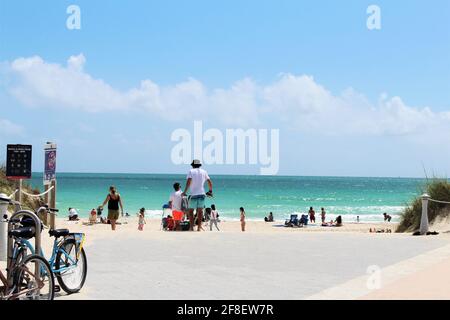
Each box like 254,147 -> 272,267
0,0 -> 449,177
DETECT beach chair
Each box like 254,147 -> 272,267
299,214 -> 309,226
284,214 -> 299,227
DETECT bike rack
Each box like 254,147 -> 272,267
6,208 -> 42,287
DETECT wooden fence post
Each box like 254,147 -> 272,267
49,180 -> 57,230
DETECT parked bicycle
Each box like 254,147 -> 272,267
13,204 -> 87,294
0,196 -> 54,300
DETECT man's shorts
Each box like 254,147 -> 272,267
172,210 -> 184,221
189,195 -> 205,209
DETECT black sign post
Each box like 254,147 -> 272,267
6,144 -> 32,180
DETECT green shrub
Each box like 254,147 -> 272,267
397,179 -> 450,232
0,164 -> 42,210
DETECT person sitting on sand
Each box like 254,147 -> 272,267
264,212 -> 274,222
68,208 -> 79,221
169,182 -> 183,231
166,215 -> 175,231
308,207 -> 316,224
322,216 -> 343,227
383,212 -> 392,222
321,219 -> 334,227
89,208 -> 97,224
322,220 -> 331,227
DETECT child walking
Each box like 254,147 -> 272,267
210,204 -> 220,231
138,208 -> 146,231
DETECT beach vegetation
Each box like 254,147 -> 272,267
397,179 -> 450,232
0,164 -> 42,210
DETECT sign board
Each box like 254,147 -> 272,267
6,144 -> 32,180
44,143 -> 57,185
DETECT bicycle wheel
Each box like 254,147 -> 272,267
13,254 -> 54,300
55,238 -> 87,294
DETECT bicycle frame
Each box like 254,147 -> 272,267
17,237 -> 77,275
20,206 -> 81,275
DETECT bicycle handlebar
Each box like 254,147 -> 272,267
36,205 -> 59,215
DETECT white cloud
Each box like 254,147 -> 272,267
3,54 -> 450,136
0,118 -> 24,136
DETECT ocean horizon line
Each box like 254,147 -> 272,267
28,171 -> 433,180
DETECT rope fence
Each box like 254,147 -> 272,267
8,189 -> 18,198
20,186 -> 54,198
429,198 -> 450,205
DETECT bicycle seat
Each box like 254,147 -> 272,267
49,229 -> 70,238
8,227 -> 35,239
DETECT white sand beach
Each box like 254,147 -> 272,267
14,216 -> 447,300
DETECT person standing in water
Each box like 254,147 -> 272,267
100,186 -> 124,231
240,207 -> 246,232
308,207 -> 316,224
182,159 -> 213,231
320,208 -> 326,224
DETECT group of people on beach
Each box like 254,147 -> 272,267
165,159 -> 246,232
74,159 -> 246,232
66,185 -> 125,230
67,159 -> 397,231
308,206 -> 342,227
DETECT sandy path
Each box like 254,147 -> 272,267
47,218 -> 447,300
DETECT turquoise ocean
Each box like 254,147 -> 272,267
28,173 -> 429,222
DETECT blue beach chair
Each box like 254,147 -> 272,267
300,214 -> 309,226
284,214 -> 299,227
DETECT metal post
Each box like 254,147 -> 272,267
420,193 -> 430,235
7,210 -> 42,286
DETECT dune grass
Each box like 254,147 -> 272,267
0,164 -> 42,210
397,179 -> 450,233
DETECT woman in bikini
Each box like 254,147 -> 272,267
240,207 -> 246,232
